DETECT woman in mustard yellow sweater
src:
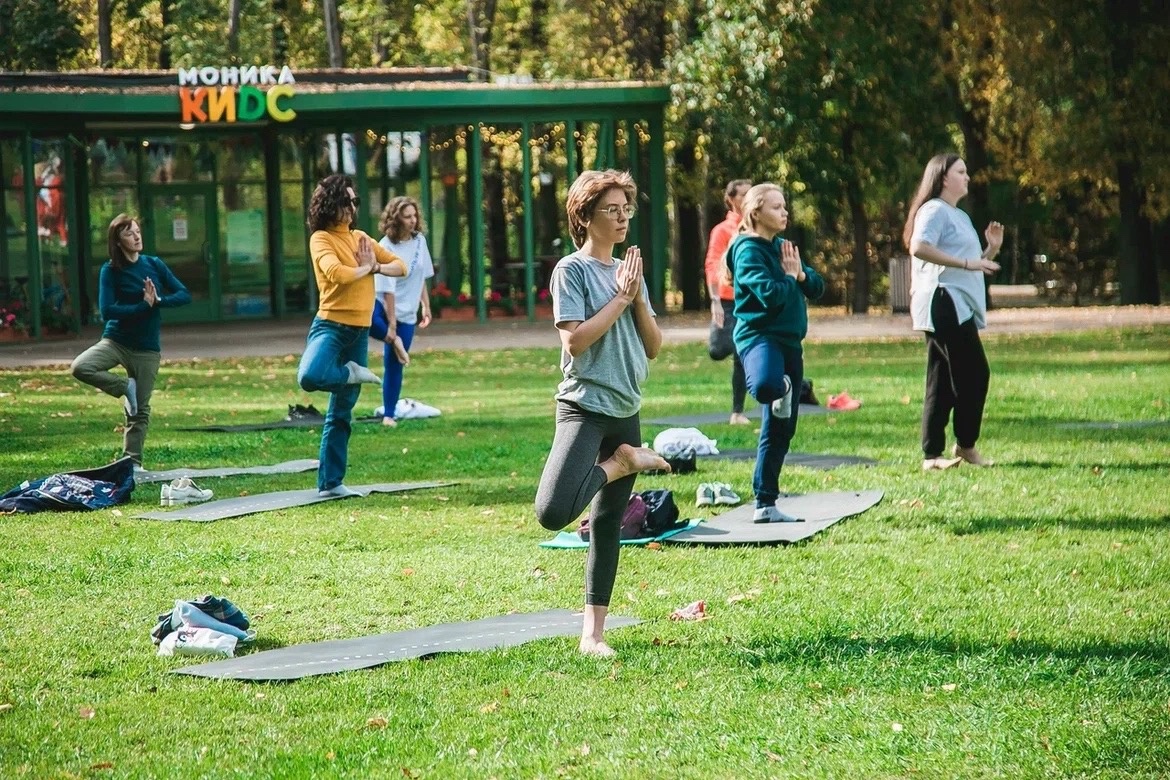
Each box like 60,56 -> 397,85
297,174 -> 406,496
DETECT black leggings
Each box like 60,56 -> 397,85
922,288 -> 990,457
722,299 -> 748,414
535,401 -> 640,607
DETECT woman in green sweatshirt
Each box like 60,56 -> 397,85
725,184 -> 825,522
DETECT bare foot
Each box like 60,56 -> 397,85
953,445 -> 994,467
729,413 -> 751,425
922,456 -> 962,471
579,637 -> 616,657
382,416 -> 397,427
602,443 -> 670,482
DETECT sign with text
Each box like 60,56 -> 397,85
178,65 -> 296,124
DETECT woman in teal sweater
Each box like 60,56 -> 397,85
725,184 -> 825,522
71,214 -> 191,466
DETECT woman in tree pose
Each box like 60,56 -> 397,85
371,196 -> 434,426
297,174 -> 405,496
71,214 -> 191,467
903,154 -> 1002,471
725,184 -> 825,522
535,169 -> 670,657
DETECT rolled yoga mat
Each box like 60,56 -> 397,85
135,481 -> 454,522
173,609 -> 643,680
664,490 -> 883,546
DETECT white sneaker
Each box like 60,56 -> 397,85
712,483 -> 742,506
160,477 -> 213,506
769,377 -> 794,419
752,504 -> 804,524
344,361 -> 381,385
695,483 -> 715,507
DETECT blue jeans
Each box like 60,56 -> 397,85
296,317 -> 370,490
370,300 -> 416,418
740,338 -> 804,507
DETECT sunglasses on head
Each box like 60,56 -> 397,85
348,196 -> 361,207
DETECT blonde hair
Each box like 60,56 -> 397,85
565,169 -> 637,249
720,183 -> 784,286
379,196 -> 425,243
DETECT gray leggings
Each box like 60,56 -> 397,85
535,401 -> 641,607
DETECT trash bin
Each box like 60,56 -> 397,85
889,255 -> 911,313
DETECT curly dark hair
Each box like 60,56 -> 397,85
307,174 -> 355,232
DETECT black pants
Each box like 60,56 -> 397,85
922,288 -> 990,457
534,401 -> 641,607
710,299 -> 747,414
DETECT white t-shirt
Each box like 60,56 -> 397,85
375,234 -> 435,324
909,198 -> 987,331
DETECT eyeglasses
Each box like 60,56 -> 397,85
596,204 -> 636,219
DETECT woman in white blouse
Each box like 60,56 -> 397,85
903,154 -> 1003,471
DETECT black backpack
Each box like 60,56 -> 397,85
638,489 -> 687,535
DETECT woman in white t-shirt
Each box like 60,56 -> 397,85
903,154 -> 1003,471
371,196 -> 434,427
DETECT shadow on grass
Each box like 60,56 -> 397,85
1008,460 -> 1170,472
729,630 -> 1170,670
952,514 -> 1170,534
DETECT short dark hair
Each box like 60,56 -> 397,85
108,213 -> 138,270
308,174 -> 355,232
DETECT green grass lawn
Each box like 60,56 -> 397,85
1,327 -> 1168,779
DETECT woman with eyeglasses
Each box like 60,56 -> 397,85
535,169 -> 670,657
297,174 -> 406,497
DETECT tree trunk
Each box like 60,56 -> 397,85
1116,161 -> 1159,304
466,0 -> 498,79
227,0 -> 242,59
97,0 -> 113,67
842,125 -> 870,314
272,0 -> 290,63
323,0 -> 345,68
159,1 -> 172,69
673,142 -> 702,312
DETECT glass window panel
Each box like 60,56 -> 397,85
1,188 -> 31,339
143,138 -> 215,183
215,136 -> 266,182
218,183 -> 270,317
87,137 -> 137,186
279,135 -> 304,182
281,182 -> 311,313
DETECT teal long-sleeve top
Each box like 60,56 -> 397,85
730,234 -> 825,353
98,254 -> 191,352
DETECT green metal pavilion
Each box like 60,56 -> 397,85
0,68 -> 670,340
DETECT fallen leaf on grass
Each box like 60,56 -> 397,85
578,743 -> 590,757
764,750 -> 783,762
646,542 -> 662,550
326,751 -> 335,761
110,509 -> 122,517
0,703 -> 12,713
941,683 -> 957,692
221,576 -> 231,585
79,706 -> 96,719
727,589 -> 761,605
89,762 -> 114,770
891,722 -> 903,732
670,600 -> 708,621
401,568 -> 415,577
479,701 -> 499,714
366,717 -> 388,729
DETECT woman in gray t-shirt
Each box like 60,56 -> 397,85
903,154 -> 1003,471
534,170 -> 669,658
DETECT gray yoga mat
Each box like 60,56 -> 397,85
1056,420 -> 1170,430
646,404 -> 827,427
174,609 -> 643,680
665,489 -> 883,546
703,451 -> 879,469
178,416 -> 381,433
135,481 -> 453,522
134,459 -> 320,484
